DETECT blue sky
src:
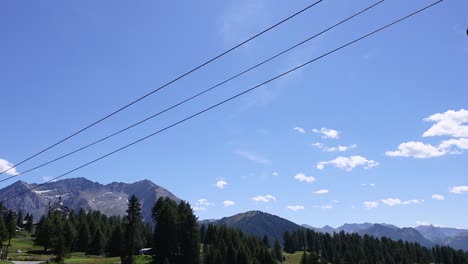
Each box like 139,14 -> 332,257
1,0 -> 467,228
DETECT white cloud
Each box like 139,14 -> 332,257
312,128 -> 340,139
294,173 -> 316,183
439,138 -> 468,152
432,194 -> 445,201
363,201 -> 379,208
252,194 -> 276,203
380,198 -> 423,206
385,141 -> 447,158
402,199 -> 423,205
361,183 -> 376,187
416,220 -> 431,226
293,127 -> 306,134
312,143 -> 357,152
223,200 -> 235,207
272,172 -> 279,176
321,205 -> 333,209
331,200 -> 340,203
423,109 -> 468,138
197,198 -> 213,206
215,180 -> 228,189
193,207 -> 206,211
234,149 -> 271,165
313,189 -> 329,194
194,198 -> 214,211
386,110 -> 468,159
317,156 -> 378,171
386,138 -> 468,159
287,205 -> 304,211
0,159 -> 19,176
449,186 -> 468,194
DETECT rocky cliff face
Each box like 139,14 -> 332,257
0,177 -> 180,222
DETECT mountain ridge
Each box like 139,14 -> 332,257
0,177 -> 180,222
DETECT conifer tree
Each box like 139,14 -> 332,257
273,239 -> 283,262
122,195 -> 144,264
107,225 -> 123,257
0,217 -> 7,245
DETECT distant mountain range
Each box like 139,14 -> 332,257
200,210 -> 302,244
1,177 -> 467,251
203,213 -> 468,250
0,177 -> 180,222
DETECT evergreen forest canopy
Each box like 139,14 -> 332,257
1,197 -> 468,264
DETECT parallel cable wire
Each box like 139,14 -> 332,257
1,0 -> 443,203
0,1 -> 385,184
0,0 -> 324,176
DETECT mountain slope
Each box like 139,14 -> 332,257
447,233 -> 468,251
358,224 -> 434,248
0,177 -> 180,222
203,211 -> 303,244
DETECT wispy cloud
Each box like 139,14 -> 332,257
252,194 -> 276,203
381,198 -> 423,206
0,158 -> 19,176
294,173 -> 316,183
363,201 -> 379,208
449,186 -> 468,194
272,172 -> 279,176
220,0 -> 268,45
312,142 -> 357,152
287,205 -> 304,211
317,156 -> 378,171
312,128 -> 340,139
313,189 -> 329,194
234,149 -> 271,165
223,200 -> 235,207
432,194 -> 445,201
293,127 -> 306,134
313,204 -> 333,209
194,198 -> 214,211
215,180 -> 228,189
423,109 -> 468,138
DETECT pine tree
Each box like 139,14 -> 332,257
50,213 -> 67,263
5,210 -> 17,245
88,228 -> 104,255
0,217 -> 7,245
34,216 -> 52,252
153,197 -> 178,264
16,210 -> 24,228
122,195 -> 144,264
24,213 -> 34,233
177,201 -> 200,264
64,220 -> 77,253
107,225 -> 123,257
77,222 -> 90,252
273,239 -> 283,262
263,235 -> 270,248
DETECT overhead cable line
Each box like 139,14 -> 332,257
0,0 -> 324,176
0,0 -> 384,184
1,0 -> 443,203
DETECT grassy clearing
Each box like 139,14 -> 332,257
283,251 -> 303,264
64,256 -> 120,263
6,235 -> 54,261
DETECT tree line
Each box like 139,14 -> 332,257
30,196 -> 277,264
0,204 -> 34,245
284,228 -> 468,264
